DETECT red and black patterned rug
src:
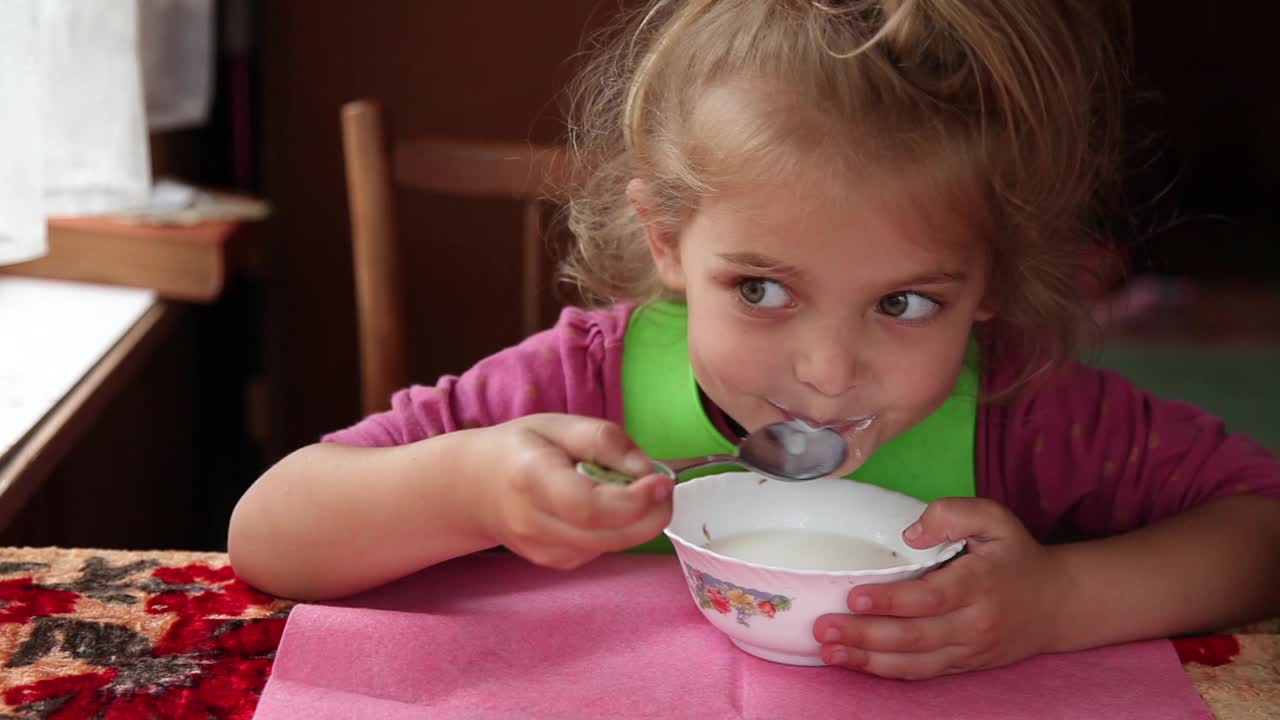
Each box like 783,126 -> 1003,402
0,547 -> 294,719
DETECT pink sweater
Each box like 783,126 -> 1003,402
324,305 -> 1280,543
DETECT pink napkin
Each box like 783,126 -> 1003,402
255,552 -> 1212,719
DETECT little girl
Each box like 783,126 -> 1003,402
230,0 -> 1280,679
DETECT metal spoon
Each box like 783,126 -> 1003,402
577,421 -> 848,485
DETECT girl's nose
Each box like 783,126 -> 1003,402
793,330 -> 861,398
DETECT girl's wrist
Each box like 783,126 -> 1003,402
1038,544 -> 1085,655
399,428 -> 500,551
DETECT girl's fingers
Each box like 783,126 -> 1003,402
531,414 -> 656,478
839,560 -> 974,618
535,466 -> 671,530
813,611 -> 964,654
820,643 -> 974,680
516,499 -> 672,568
905,497 -> 1023,550
584,496 -> 674,551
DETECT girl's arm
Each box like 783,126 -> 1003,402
229,415 -> 673,601
812,491 -> 1280,679
813,356 -> 1280,678
1047,493 -> 1280,651
229,306 -> 659,600
228,430 -> 495,601
999,358 -> 1280,645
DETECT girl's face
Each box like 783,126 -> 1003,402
636,170 -> 994,474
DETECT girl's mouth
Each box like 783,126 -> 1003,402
768,400 -> 876,432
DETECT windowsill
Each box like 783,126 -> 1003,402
0,276 -> 177,527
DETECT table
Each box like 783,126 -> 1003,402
0,547 -> 1276,719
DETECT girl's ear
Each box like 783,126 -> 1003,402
627,179 -> 685,291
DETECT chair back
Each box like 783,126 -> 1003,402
340,99 -> 571,414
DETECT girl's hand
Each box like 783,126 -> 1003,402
812,497 -> 1071,679
472,414 -> 674,570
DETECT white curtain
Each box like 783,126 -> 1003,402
141,0 -> 215,132
0,0 -> 214,266
0,3 -> 44,265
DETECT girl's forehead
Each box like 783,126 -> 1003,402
699,160 -> 988,254
666,81 -> 993,260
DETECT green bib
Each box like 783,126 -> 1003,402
621,301 -> 978,552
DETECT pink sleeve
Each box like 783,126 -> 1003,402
321,305 -> 632,447
978,356 -> 1280,542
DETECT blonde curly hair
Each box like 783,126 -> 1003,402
559,0 -> 1128,383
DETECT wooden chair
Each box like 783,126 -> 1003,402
339,99 -> 572,415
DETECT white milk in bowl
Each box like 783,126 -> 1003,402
704,528 -> 903,571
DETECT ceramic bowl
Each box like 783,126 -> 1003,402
663,472 -> 964,666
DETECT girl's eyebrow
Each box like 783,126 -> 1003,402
893,271 -> 969,286
716,252 -> 802,277
718,252 -> 966,287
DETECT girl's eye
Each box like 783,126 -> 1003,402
877,292 -> 939,321
737,277 -> 791,309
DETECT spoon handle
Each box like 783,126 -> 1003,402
576,454 -> 739,485
661,454 -> 740,474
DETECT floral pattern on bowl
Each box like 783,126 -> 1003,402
683,562 -> 792,627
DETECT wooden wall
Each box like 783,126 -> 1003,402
259,2 -> 632,457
